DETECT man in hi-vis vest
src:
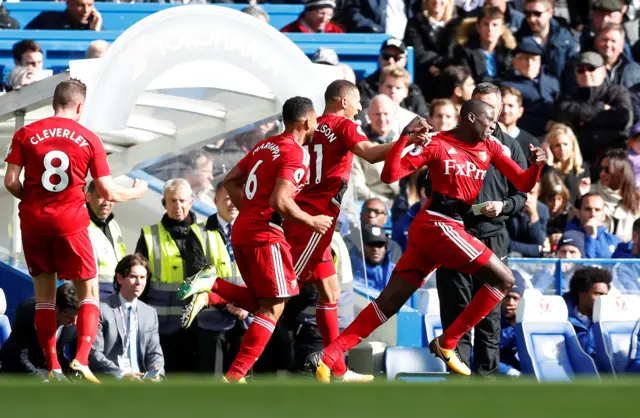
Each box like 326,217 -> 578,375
181,182 -> 249,374
135,178 -> 209,373
86,181 -> 126,301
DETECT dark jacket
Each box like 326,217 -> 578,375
507,201 -> 549,257
580,30 -> 633,60
452,18 -> 516,84
462,125 -> 528,238
392,201 -> 421,251
498,319 -> 520,375
135,212 -> 207,281
516,18 -> 576,78
500,70 -> 561,137
358,69 -> 429,118
342,0 -> 415,33
0,299 -> 76,375
512,128 -> 540,162
554,83 -> 632,164
0,6 -> 19,29
542,163 -> 590,205
25,10 -> 103,30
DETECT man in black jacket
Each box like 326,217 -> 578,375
0,283 -> 78,380
435,82 -> 527,376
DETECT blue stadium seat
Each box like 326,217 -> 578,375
0,288 -> 11,348
383,346 -> 447,380
515,291 -> 599,381
592,294 -> 640,375
424,313 -> 443,344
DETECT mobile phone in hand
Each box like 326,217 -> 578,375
143,368 -> 161,380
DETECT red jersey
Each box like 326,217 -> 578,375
382,130 -> 542,220
5,116 -> 111,236
232,133 -> 310,246
294,114 -> 368,214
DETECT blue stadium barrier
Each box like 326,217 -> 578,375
5,3 -> 305,33
0,253 -> 33,324
0,30 -> 414,83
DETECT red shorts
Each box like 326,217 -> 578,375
232,240 -> 299,299
22,229 -> 97,280
394,216 -> 492,287
286,222 -> 336,283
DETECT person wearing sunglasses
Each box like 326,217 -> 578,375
554,51 -> 632,165
515,0 -> 575,78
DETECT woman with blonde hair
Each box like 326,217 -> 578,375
591,149 -> 640,242
404,0 -> 459,100
542,123 -> 591,204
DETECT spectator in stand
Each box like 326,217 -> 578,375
352,95 -> 401,203
591,148 -> 640,242
539,171 -> 573,238
530,230 -> 586,294
350,224 -> 401,291
611,218 -> 640,294
428,98 -> 458,132
242,5 -> 269,24
440,65 -> 476,112
565,266 -> 612,359
339,63 -> 357,83
86,40 -> 109,59
12,40 -> 43,71
0,0 -> 19,29
345,198 -> 403,259
500,37 -> 560,138
4,67 -> 38,92
312,48 -> 340,66
498,86 -> 540,161
281,0 -> 344,33
541,124 -> 591,204
565,192 -> 621,258
507,182 -> 550,257
593,23 -> 640,123
581,0 -> 633,58
481,0 -> 525,33
627,123 -> 640,187
403,0 -> 460,101
392,169 -> 428,251
453,6 -> 516,83
358,38 -> 428,115
341,0 -> 413,38
628,318 -> 640,372
554,52 -> 632,165
498,276 -> 524,377
378,66 -> 429,118
183,150 -> 215,208
26,0 -> 104,31
515,0 -> 575,78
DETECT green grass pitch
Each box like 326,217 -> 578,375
1,376 -> 639,418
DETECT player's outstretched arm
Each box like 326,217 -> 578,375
4,163 -> 23,199
270,178 -> 333,234
492,144 -> 546,193
223,166 -> 248,211
353,116 -> 430,164
380,134 -> 432,184
93,175 -> 148,202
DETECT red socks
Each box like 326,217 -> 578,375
212,280 -> 260,313
225,314 -> 276,381
316,302 -> 346,373
322,302 -> 387,376
75,299 -> 100,366
441,284 -> 505,350
35,303 -> 60,372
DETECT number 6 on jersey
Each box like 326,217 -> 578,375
245,159 -> 263,200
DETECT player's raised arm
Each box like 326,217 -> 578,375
223,165 -> 248,210
381,130 -> 434,184
270,178 -> 332,234
352,116 -> 430,164
93,175 -> 148,202
491,143 -> 546,193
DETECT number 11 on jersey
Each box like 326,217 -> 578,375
304,144 -> 323,185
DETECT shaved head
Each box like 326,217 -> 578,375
460,99 -> 496,142
461,99 -> 494,120
324,79 -> 362,118
53,79 -> 87,111
324,79 -> 358,102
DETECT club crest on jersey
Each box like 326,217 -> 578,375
479,151 -> 487,162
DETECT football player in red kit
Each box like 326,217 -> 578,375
3,79 -> 148,383
305,99 -> 547,381
216,97 -> 332,382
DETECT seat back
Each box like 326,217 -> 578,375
384,346 -> 447,380
515,293 -> 599,381
415,288 -> 439,315
592,295 -> 640,374
0,288 -> 11,347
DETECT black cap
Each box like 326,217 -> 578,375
380,38 -> 406,53
515,37 -> 544,56
575,51 -> 604,68
592,0 -> 624,12
361,224 -> 388,246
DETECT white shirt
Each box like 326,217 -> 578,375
118,294 -> 140,374
385,0 -> 408,40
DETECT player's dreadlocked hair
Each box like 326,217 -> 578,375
282,96 -> 315,123
53,78 -> 87,110
324,79 -> 357,103
568,266 -> 612,305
